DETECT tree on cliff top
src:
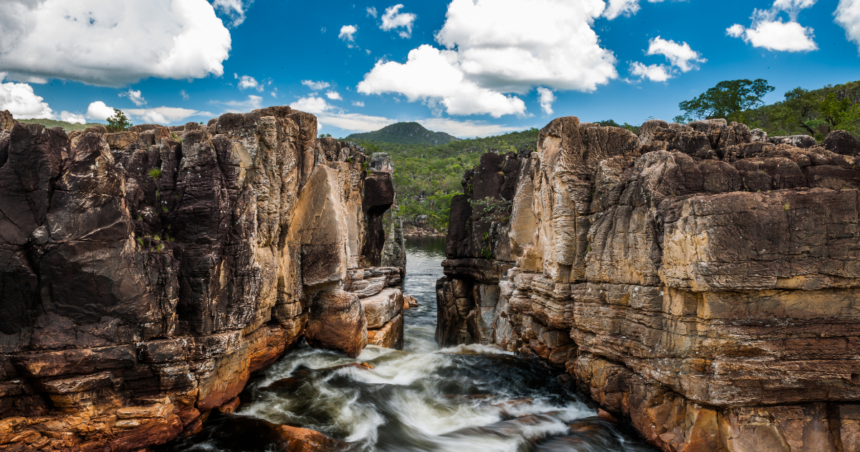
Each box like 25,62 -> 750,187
106,108 -> 132,132
675,79 -> 774,123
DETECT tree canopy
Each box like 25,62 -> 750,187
675,79 -> 775,123
106,108 -> 132,132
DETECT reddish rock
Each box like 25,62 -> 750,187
367,314 -> 404,350
305,289 -> 368,358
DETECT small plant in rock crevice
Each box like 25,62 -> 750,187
149,168 -> 162,179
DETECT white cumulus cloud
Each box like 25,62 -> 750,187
86,101 -> 119,121
367,6 -> 378,18
727,0 -> 818,52
119,89 -> 146,106
646,37 -> 705,72
358,0 -> 616,117
211,0 -> 254,27
835,0 -> 860,53
339,25 -> 358,44
352,101 -> 365,107
126,106 -> 208,124
290,96 -> 334,114
381,4 -> 417,38
603,0 -> 666,20
302,80 -> 331,91
59,111 -> 87,124
537,87 -> 555,115
0,0 -> 232,86
0,76 -> 53,119
326,91 -> 343,100
235,74 -> 264,91
629,62 -> 672,82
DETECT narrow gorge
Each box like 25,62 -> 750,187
438,116 -> 860,451
2,105 -> 860,452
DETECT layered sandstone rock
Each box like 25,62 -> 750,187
438,117 -> 860,451
0,108 -> 400,451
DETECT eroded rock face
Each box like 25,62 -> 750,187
0,108 -> 396,451
437,116 -> 860,451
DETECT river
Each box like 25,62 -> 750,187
159,238 -> 654,451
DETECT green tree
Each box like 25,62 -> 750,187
677,79 -> 775,123
105,109 -> 132,132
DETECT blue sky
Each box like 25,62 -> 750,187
1,0 -> 859,138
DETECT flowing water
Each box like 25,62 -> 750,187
160,238 -> 654,451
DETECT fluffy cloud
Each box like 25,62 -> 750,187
835,0 -> 860,53
289,96 -> 334,114
86,101 -> 118,121
60,111 -> 87,124
126,106 -> 208,124
646,37 -> 705,72
211,0 -> 254,27
381,4 -> 416,38
0,0 -> 232,86
339,25 -> 358,43
537,87 -> 555,115
326,91 -> 343,100
235,74 -> 264,91
367,6 -> 378,18
418,118 -> 520,138
603,0 -> 665,20
630,36 -> 705,81
727,0 -> 817,52
358,0 -> 616,117
0,76 -> 53,119
119,89 -> 146,106
302,80 -> 330,91
352,101 -> 365,107
181,90 -> 190,100
629,62 -> 672,82
358,45 -> 526,117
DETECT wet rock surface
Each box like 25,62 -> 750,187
0,108 -> 401,451
437,117 -> 860,451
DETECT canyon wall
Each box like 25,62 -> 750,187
438,117 -> 860,451
0,107 -> 405,451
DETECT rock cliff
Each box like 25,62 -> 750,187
0,107 -> 405,451
438,117 -> 860,452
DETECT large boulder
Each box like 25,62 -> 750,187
305,289 -> 368,358
822,130 -> 860,156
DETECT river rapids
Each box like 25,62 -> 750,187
159,238 -> 654,452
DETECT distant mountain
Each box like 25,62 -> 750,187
18,118 -> 100,131
345,122 -> 460,145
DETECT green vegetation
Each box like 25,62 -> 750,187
106,108 -> 132,132
596,119 -> 640,134
351,127 -> 539,231
742,81 -> 860,140
675,79 -> 775,124
149,168 -> 163,179
17,118 -> 101,131
346,122 -> 460,146
677,79 -> 860,141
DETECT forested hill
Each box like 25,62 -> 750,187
17,118 -> 101,131
345,122 -> 460,145
351,128 -> 540,232
742,80 -> 860,140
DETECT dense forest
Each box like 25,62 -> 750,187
352,127 -> 540,232
741,80 -> 860,141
